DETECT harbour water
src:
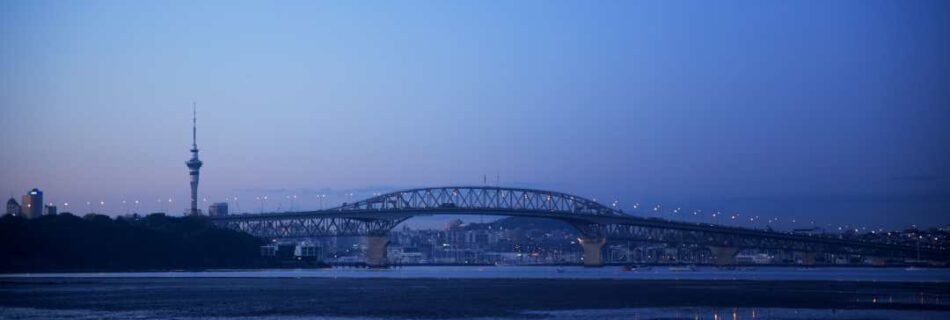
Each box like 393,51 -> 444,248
1,266 -> 948,320
1,307 -> 949,320
3,265 -> 949,282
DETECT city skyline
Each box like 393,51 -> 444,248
2,1 -> 949,229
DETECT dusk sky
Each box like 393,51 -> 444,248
1,1 -> 948,230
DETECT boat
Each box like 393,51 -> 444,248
669,265 -> 696,272
623,265 -> 652,272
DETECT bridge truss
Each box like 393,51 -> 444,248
213,186 -> 947,262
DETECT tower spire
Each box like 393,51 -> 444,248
192,102 -> 197,150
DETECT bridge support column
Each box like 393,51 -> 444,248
578,236 -> 606,267
708,246 -> 740,266
797,251 -> 817,266
365,234 -> 390,268
867,256 -> 887,266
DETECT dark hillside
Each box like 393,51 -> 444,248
0,213 -> 262,272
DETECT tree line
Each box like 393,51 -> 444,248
0,213 -> 263,272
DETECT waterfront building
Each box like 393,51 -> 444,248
5,198 -> 21,216
208,202 -> 228,217
21,188 -> 43,219
260,245 -> 278,257
295,242 -> 324,261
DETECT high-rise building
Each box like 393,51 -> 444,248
21,188 -> 43,219
5,198 -> 21,216
208,202 -> 228,217
185,104 -> 203,216
43,204 -> 57,216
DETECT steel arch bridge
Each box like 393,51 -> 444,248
216,186 -> 626,237
211,186 -> 948,266
339,186 -> 622,217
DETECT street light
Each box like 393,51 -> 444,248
286,195 -> 298,211
232,196 -> 241,213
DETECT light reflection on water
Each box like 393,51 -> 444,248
1,307 -> 948,320
530,307 -> 950,320
2,266 -> 949,282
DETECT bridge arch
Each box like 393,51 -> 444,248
333,186 -> 624,219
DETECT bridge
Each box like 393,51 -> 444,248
211,186 -> 948,267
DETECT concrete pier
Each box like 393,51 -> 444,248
708,246 -> 740,266
867,256 -> 887,266
365,234 -> 390,268
578,236 -> 606,267
797,251 -> 817,266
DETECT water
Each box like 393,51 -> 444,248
1,267 -> 947,320
1,307 -> 948,320
3,266 -> 949,283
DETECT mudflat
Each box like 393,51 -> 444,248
0,278 -> 947,318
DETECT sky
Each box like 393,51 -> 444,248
1,1 -> 948,230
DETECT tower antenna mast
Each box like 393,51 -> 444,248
192,102 -> 197,149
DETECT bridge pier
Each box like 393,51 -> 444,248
708,246 -> 740,266
365,234 -> 390,268
578,236 -> 606,267
867,256 -> 887,266
797,251 -> 817,266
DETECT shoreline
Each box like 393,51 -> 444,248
2,263 -> 945,274
1,266 -> 948,284
0,263 -> 950,276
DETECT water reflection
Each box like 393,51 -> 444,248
3,306 -> 944,320
531,307 -> 950,320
